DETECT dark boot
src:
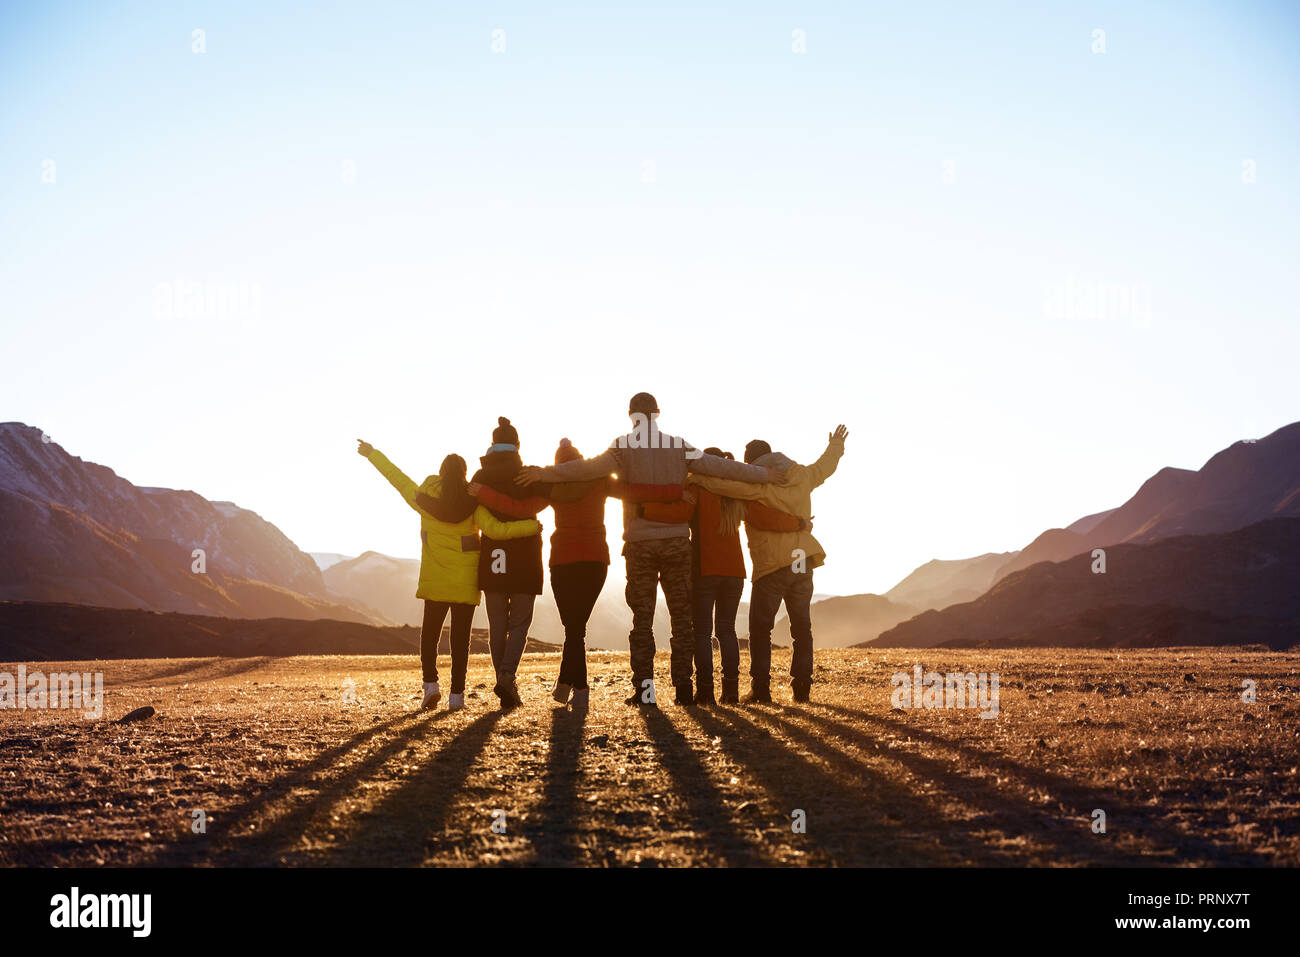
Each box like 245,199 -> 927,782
624,679 -> 658,708
674,682 -> 695,706
743,679 -> 773,705
694,683 -> 716,707
792,679 -> 811,704
498,676 -> 522,711
720,678 -> 739,704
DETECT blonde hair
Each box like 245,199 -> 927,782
718,497 -> 746,537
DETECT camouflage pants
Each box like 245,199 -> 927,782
623,536 -> 694,689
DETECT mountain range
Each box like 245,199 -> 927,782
991,423 -> 1300,582
0,423 -> 376,624
871,518 -> 1300,649
2,419 -> 1296,654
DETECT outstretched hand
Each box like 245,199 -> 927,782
830,424 -> 849,444
516,466 -> 544,486
356,439 -> 374,457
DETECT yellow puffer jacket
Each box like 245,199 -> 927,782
366,449 -> 540,604
690,437 -> 844,582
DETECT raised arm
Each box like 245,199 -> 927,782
358,441 -> 420,510
473,506 -> 540,540
806,425 -> 849,488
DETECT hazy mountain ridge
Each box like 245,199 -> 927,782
884,551 -> 1018,612
771,592 -> 917,648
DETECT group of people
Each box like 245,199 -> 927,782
357,391 -> 847,713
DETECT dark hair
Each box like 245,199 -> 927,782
439,453 -> 468,489
744,439 -> 772,464
492,416 -> 520,446
628,392 -> 658,415
419,453 -> 476,523
703,446 -> 734,460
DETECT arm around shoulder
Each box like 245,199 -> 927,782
474,505 -> 540,540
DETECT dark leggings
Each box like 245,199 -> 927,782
551,561 -> 607,689
420,600 -> 475,692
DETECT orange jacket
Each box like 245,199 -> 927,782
642,484 -> 802,578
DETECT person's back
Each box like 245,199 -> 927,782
548,479 -> 611,566
518,392 -> 776,706
470,417 -> 546,709
357,440 -> 539,712
473,445 -> 546,595
687,425 -> 849,704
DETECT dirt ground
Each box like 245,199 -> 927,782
1,647 -> 1297,867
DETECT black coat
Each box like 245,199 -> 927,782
472,450 -> 547,595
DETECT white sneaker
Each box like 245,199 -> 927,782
448,692 -> 465,711
570,688 -> 589,713
421,681 -> 442,710
552,681 -> 573,704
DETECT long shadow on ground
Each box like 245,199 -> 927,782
327,710 -> 504,866
638,706 -> 767,866
813,703 -> 1273,866
688,704 -> 1022,866
154,710 -> 438,866
519,708 -> 586,866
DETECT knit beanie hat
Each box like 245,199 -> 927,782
492,416 -> 520,446
555,437 -> 582,464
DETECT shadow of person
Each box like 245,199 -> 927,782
812,702 -> 1273,866
330,709 -> 505,866
520,707 -> 587,866
152,709 -> 441,866
636,706 -> 767,866
686,704 -> 1004,866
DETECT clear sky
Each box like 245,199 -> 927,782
2,1 -> 1297,596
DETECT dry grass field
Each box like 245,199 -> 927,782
1,647 -> 1297,867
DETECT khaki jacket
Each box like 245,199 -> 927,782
691,437 -> 844,581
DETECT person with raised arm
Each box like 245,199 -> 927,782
686,425 -> 848,705
641,448 -> 808,705
357,439 -> 540,712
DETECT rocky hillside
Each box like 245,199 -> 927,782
0,423 -> 377,623
994,422 -> 1300,582
871,518 -> 1300,650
